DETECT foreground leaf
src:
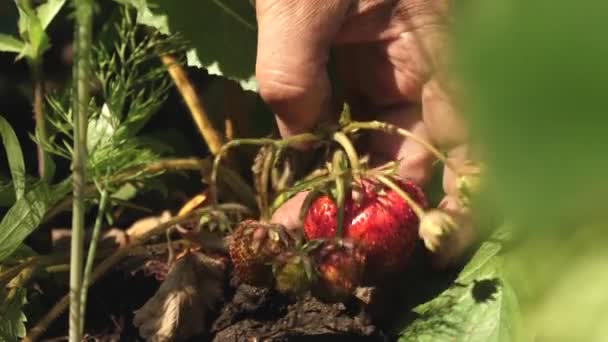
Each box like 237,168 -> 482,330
0,179 -> 71,262
0,115 -> 26,199
398,234 -> 521,342
455,0 -> 608,229
0,288 -> 27,341
147,0 -> 258,91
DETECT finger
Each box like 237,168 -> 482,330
255,0 -> 352,137
422,77 -> 478,268
422,78 -> 467,151
270,191 -> 309,231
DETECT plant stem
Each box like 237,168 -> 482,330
376,175 -> 426,220
69,0 -> 93,340
343,121 -> 461,177
31,60 -> 51,181
333,131 -> 360,171
79,186 -> 109,335
332,150 -> 346,237
44,158 -> 257,222
161,55 -> 224,155
258,146 -> 275,221
210,134 -> 319,205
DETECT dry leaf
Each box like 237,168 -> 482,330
126,211 -> 172,237
133,251 -> 226,342
177,193 -> 208,216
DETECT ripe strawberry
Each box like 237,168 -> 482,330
272,251 -> 316,297
229,220 -> 296,286
312,239 -> 366,302
303,177 -> 427,279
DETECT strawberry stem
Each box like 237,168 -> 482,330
333,131 -> 360,171
332,150 -> 347,238
258,146 -> 275,221
376,175 -> 426,220
343,121 -> 461,177
210,134 -> 320,206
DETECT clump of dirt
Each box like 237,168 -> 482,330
210,280 -> 382,342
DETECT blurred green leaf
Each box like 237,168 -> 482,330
399,234 -> 522,341
455,1 -> 608,340
0,288 -> 27,341
0,179 -> 71,262
506,222 -> 608,342
36,0 -> 66,29
0,33 -> 24,53
0,115 -> 26,200
455,0 -> 608,228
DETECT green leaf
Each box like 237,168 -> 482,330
455,0 -> 608,229
112,182 -> 138,201
87,103 -> 117,153
14,0 -> 50,60
0,177 -> 17,207
398,235 -> 522,342
0,34 -> 25,53
36,0 -> 67,29
0,115 -> 26,200
0,288 -> 27,341
114,0 -> 170,34
148,0 -> 258,91
0,179 -> 71,262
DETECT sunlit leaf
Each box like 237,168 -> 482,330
36,0 -> 66,29
0,34 -> 24,53
398,233 -> 522,341
14,0 -> 50,60
87,103 -> 116,153
0,115 -> 26,199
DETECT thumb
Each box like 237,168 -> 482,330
255,0 -> 352,137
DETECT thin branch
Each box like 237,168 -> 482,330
44,158 -> 257,222
79,186 -> 109,334
160,55 -> 224,155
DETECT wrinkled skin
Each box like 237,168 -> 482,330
254,0 -> 476,265
304,178 -> 427,276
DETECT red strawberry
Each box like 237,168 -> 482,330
303,177 -> 427,279
312,239 -> 366,302
229,220 -> 296,286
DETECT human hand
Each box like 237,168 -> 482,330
254,0 -> 476,267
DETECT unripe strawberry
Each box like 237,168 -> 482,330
273,251 -> 316,297
228,220 -> 295,286
312,239 -> 366,302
